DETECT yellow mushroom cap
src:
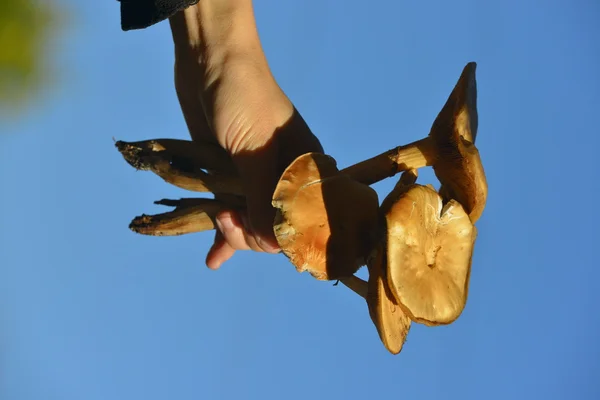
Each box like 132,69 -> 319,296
366,246 -> 412,355
272,153 -> 380,280
435,142 -> 487,223
383,183 -> 477,326
429,62 -> 488,223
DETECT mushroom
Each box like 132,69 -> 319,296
118,62 -> 486,287
380,169 -> 477,326
341,62 -> 487,222
115,138 -> 243,195
130,197 -> 244,236
270,64 -> 486,281
341,246 -> 411,355
115,138 -> 237,172
272,153 -> 380,280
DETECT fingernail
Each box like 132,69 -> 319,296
206,255 -> 221,270
216,214 -> 234,232
258,237 -> 281,254
206,260 -> 220,270
205,247 -> 221,270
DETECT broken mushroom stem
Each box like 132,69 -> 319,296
115,138 -> 236,173
129,198 -> 231,236
340,137 -> 437,186
115,139 -> 244,195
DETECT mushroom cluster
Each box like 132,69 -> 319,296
115,62 -> 487,355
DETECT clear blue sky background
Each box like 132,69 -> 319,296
1,0 -> 599,399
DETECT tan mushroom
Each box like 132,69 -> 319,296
270,64 -> 486,281
341,246 -> 411,355
116,138 -> 237,172
130,197 -> 244,236
428,64 -> 487,222
115,138 -> 243,195
380,170 -> 477,326
272,153 -> 380,280
342,62 -> 487,222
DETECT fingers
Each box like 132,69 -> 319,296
205,231 -> 235,270
206,208 -> 280,269
215,211 -> 249,250
206,205 -> 281,269
214,209 -> 276,252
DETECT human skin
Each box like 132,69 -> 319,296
168,1 -> 323,269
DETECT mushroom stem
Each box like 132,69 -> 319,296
115,140 -> 244,195
154,196 -> 245,209
115,138 -> 236,173
340,275 -> 368,299
340,137 -> 438,185
129,198 -> 227,236
151,158 -> 243,194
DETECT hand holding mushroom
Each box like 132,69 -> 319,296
162,4 -> 325,268
116,62 -> 488,355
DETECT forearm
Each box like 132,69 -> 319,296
169,1 -> 272,146
170,1 -> 267,75
170,11 -> 215,144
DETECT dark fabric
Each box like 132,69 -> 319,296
118,0 -> 199,31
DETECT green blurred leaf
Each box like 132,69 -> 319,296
0,0 -> 59,118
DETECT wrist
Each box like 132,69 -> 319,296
170,0 -> 263,70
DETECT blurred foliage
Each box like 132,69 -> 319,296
0,0 -> 59,118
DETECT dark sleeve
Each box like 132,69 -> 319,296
118,0 -> 200,31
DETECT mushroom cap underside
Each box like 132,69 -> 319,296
367,247 -> 411,355
429,62 -> 478,145
272,153 -> 380,280
383,184 -> 477,325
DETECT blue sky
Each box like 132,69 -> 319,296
1,0 -> 599,399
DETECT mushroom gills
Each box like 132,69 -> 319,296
272,153 -> 380,281
383,183 -> 477,326
340,249 -> 411,356
367,247 -> 412,355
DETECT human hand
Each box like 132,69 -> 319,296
207,104 -> 324,270
170,2 -> 323,269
